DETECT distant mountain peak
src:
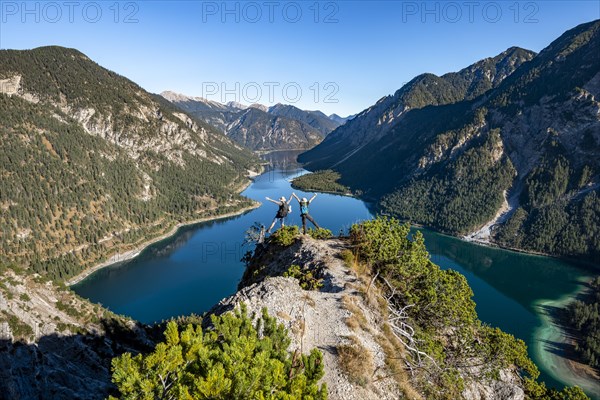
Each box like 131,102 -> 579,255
160,90 -> 192,102
248,103 -> 268,112
160,90 -> 228,110
328,113 -> 356,125
226,101 -> 247,110
162,93 -> 326,151
267,103 -> 340,135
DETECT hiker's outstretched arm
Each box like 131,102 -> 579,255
308,193 -> 317,204
292,193 -> 300,202
287,194 -> 294,203
265,197 -> 279,204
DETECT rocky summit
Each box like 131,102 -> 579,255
211,234 -> 526,400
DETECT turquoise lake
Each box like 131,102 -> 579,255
73,151 -> 598,397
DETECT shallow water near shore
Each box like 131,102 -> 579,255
73,150 -> 598,397
421,230 -> 598,396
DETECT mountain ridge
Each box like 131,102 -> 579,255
161,90 -> 341,151
299,46 -> 537,170
268,102 -> 340,135
328,112 -> 355,125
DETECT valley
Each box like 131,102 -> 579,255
0,13 -> 599,400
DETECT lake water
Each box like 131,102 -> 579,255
73,150 -> 598,396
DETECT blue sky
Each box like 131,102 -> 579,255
1,1 -> 598,115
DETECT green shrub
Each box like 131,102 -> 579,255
270,225 -> 299,247
307,228 -> 333,240
2,312 -> 34,339
340,249 -> 356,269
55,300 -> 82,318
346,217 -> 587,399
283,264 -> 324,291
110,304 -> 327,400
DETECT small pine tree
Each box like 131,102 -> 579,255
110,304 -> 327,400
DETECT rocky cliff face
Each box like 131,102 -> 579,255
160,90 -> 241,134
0,53 -> 252,168
210,235 -> 525,400
0,267 -> 153,400
299,47 -> 536,170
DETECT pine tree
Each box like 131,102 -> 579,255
110,304 -> 327,400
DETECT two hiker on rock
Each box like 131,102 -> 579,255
265,192 -> 320,234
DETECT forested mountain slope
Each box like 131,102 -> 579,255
0,46 -> 261,280
298,20 -> 600,262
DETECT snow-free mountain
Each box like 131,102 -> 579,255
0,45 -> 265,398
328,113 -> 355,125
0,46 -> 260,279
299,20 -> 600,262
161,91 -> 346,151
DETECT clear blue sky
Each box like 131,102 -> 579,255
1,1 -> 598,115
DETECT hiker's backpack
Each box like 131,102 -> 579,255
279,202 -> 290,217
300,201 -> 309,215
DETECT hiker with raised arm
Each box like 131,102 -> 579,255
292,193 -> 320,234
265,194 -> 293,233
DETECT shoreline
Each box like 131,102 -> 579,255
255,148 -> 311,155
289,183 -> 353,198
460,234 -> 600,268
66,201 -> 260,286
534,289 -> 600,399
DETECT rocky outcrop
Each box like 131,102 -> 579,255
0,269 -> 153,400
0,75 -> 22,96
463,370 -> 525,400
0,74 -> 40,102
211,236 -> 525,400
211,237 -> 404,400
5,81 -> 215,167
